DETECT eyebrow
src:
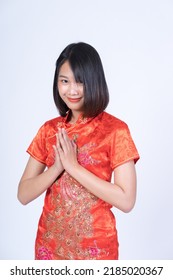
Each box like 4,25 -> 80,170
58,75 -> 69,79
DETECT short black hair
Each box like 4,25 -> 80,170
53,42 -> 109,117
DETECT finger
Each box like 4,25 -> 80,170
61,128 -> 71,146
55,133 -> 62,149
56,140 -> 64,155
53,145 -> 60,160
71,140 -> 77,152
58,128 -> 71,152
57,129 -> 67,151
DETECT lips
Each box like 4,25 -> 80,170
67,98 -> 82,103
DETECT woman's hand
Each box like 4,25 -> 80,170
55,128 -> 79,174
53,139 -> 64,174
53,129 -> 137,212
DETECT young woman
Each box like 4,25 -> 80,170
18,42 -> 140,260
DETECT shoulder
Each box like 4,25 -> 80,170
100,111 -> 128,130
43,115 -> 64,128
37,115 -> 64,137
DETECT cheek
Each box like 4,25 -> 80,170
79,87 -> 84,96
58,85 -> 66,97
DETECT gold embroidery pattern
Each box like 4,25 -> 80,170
52,170 -> 99,259
40,143 -> 104,259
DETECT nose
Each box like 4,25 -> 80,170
69,82 -> 79,95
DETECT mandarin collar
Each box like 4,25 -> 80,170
63,110 -> 92,127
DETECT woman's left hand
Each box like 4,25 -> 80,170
56,128 -> 79,174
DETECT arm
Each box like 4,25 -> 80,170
68,160 -> 137,213
18,146 -> 64,205
56,128 -> 137,213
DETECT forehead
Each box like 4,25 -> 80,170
58,61 -> 74,77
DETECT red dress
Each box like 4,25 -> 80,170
27,111 -> 139,260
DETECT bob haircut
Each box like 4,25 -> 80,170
53,42 -> 109,118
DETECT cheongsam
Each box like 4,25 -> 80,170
27,111 -> 139,260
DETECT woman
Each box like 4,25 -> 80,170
18,42 -> 139,260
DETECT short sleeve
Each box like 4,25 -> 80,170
110,123 -> 140,170
27,123 -> 47,164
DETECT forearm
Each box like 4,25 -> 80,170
69,164 -> 136,212
18,165 -> 62,205
55,128 -> 137,212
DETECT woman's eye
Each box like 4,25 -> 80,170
61,79 -> 68,84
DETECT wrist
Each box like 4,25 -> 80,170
51,163 -> 64,177
67,162 -> 81,176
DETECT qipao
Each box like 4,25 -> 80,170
27,111 -> 139,260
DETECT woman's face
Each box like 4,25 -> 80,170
58,60 -> 84,117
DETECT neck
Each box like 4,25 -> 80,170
69,111 -> 83,124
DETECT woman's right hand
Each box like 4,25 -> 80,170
18,134 -> 66,205
18,138 -> 65,206
52,133 -> 64,173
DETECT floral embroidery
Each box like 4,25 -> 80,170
60,172 -> 81,201
56,121 -> 64,129
88,240 -> 100,257
77,143 -> 100,166
78,116 -> 89,124
37,246 -> 53,260
52,173 -> 99,259
72,133 -> 78,143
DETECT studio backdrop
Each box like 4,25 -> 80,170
0,0 -> 173,259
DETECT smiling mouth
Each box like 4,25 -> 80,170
67,98 -> 82,103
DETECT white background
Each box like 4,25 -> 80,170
0,0 -> 173,260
